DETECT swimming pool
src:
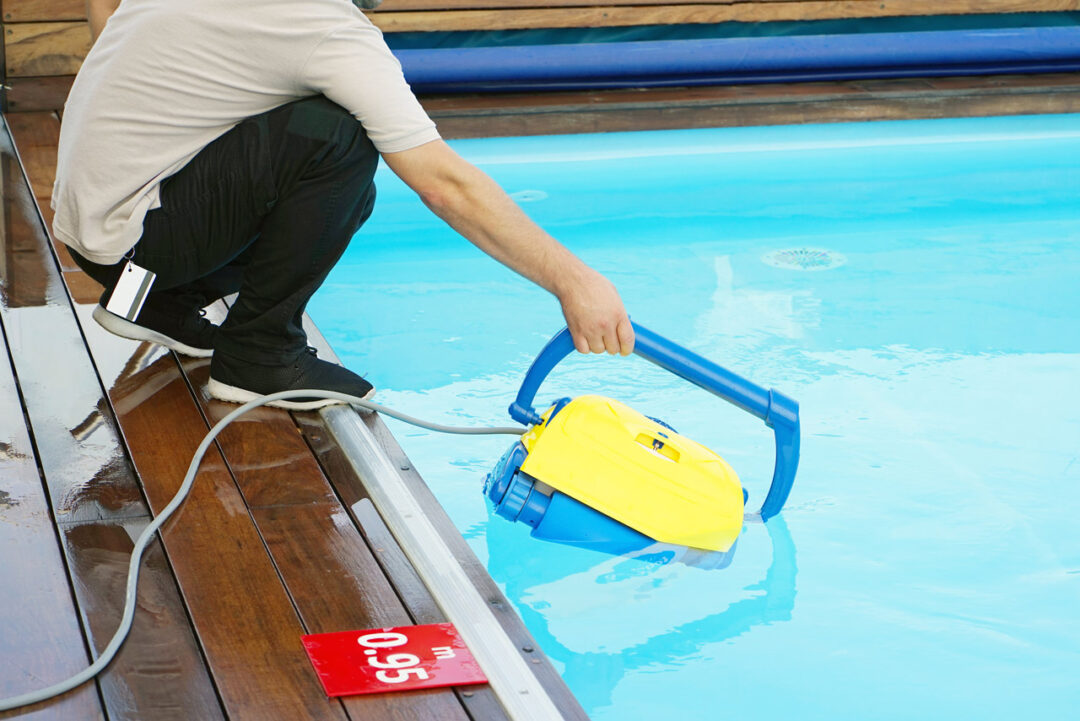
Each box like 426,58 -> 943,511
309,114 -> 1080,720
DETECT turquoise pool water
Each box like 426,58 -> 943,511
309,115 -> 1080,720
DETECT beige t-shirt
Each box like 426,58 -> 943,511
52,0 -> 440,264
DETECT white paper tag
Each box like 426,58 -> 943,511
105,261 -> 156,321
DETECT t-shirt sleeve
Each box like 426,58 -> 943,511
299,23 -> 440,154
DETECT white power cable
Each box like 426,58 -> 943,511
0,390 -> 524,712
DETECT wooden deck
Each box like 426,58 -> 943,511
0,110 -> 585,720
425,73 -> 1080,137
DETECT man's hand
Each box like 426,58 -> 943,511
557,266 -> 634,355
383,140 -> 634,356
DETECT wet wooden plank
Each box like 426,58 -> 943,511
4,113 -> 58,201
3,113 -> 73,270
62,269 -> 102,304
179,358 -> 474,721
58,521 -> 228,721
253,504 -> 475,720
0,332 -> 102,720
2,115 -> 228,720
71,304 -> 349,721
1,150 -> 49,308
2,116 -> 139,524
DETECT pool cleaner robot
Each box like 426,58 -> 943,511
485,322 -> 801,556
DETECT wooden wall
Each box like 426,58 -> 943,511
3,0 -> 1079,111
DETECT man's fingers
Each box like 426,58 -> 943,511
603,330 -> 620,355
571,319 -> 634,355
572,327 -> 613,354
616,318 -> 635,356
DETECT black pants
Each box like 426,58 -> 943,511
70,96 -> 378,365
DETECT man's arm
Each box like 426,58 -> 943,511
382,139 -> 634,356
86,0 -> 121,43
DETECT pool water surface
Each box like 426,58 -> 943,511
309,114 -> 1080,720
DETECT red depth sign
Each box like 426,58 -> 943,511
301,623 -> 487,697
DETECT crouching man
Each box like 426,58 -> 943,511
56,0 -> 634,409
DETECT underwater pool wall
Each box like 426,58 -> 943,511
395,26 -> 1080,92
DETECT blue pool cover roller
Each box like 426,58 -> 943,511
508,322 -> 800,521
395,27 -> 1080,92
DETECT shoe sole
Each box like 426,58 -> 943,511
92,304 -> 213,358
206,377 -> 376,411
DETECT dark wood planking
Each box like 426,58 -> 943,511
421,72 -> 1080,114
2,114 -> 228,720
58,521 -> 228,721
179,358 -> 474,721
1,150 -> 49,308
424,72 -> 1080,138
2,115 -> 142,524
4,75 -> 73,113
252,504 -> 475,721
4,113 -> 57,200
179,358 -> 342,509
70,301 -> 350,719
62,268 -> 102,304
3,113 -> 74,270
0,333 -> 103,720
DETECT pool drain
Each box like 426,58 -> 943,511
762,247 -> 846,271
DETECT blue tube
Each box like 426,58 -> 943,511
395,27 -> 1080,92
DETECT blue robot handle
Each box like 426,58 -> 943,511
508,322 -> 800,521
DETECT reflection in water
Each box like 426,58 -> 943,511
488,515 -> 796,712
700,255 -> 820,346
